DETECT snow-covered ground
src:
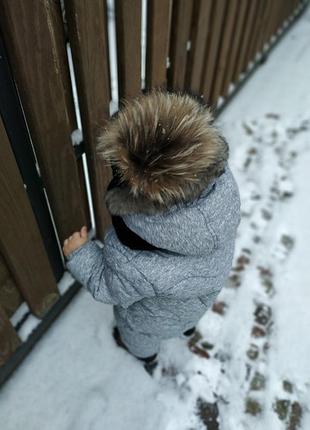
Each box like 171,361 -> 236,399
1,5 -> 310,430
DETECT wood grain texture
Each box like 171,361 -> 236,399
168,0 -> 194,92
115,0 -> 142,102
200,0 -> 227,102
185,0 -> 212,94
209,0 -> 238,105
0,116 -> 59,318
145,0 -> 171,90
65,0 -> 112,239
0,254 -> 23,318
244,0 -> 266,66
232,0 -> 257,82
253,0 -> 273,56
220,0 -> 248,96
0,305 -> 21,367
0,0 -> 88,243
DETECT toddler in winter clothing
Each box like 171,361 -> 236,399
63,89 -> 241,371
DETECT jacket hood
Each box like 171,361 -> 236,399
97,89 -> 229,215
121,168 -> 228,256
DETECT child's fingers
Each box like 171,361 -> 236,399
64,239 -> 68,245
80,226 -> 87,238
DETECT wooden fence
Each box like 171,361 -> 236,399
0,0 -> 307,369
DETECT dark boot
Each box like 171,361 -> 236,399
183,326 -> 196,337
113,327 -> 158,374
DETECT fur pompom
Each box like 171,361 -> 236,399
97,89 -> 228,214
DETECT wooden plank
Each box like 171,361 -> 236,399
64,0 -> 112,240
232,0 -> 257,82
0,305 -> 21,367
221,0 -> 248,97
145,0 -> 171,90
0,254 -> 23,318
200,0 -> 227,103
274,0 -> 285,34
262,0 -> 277,47
167,0 -> 194,91
210,0 -> 238,105
185,0 -> 213,94
115,0 -> 142,102
0,0 -> 88,244
266,0 -> 281,42
244,0 -> 266,66
253,0 -> 273,56
0,116 -> 59,318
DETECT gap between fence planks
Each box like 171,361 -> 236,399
0,116 -> 59,318
65,0 -> 112,240
0,0 -> 89,245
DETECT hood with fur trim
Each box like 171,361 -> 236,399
97,89 -> 229,215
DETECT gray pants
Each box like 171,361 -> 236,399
114,308 -> 160,358
113,306 -> 195,358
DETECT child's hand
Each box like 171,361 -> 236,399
63,226 -> 88,258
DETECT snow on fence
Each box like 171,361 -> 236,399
0,0 -> 307,371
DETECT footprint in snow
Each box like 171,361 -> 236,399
271,233 -> 295,261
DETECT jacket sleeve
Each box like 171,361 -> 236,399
65,240 -> 155,308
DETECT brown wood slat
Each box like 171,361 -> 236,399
275,1 -> 286,34
200,0 -> 227,103
185,0 -> 213,94
253,0 -> 273,56
210,0 -> 238,105
0,0 -> 88,243
244,0 -> 266,66
221,0 -> 248,97
240,0 -> 261,75
288,0 -> 296,18
0,117 -> 59,318
263,0 -> 276,44
115,0 -> 142,102
232,0 -> 256,82
281,0 -> 291,25
145,0 -> 171,90
0,254 -> 23,318
168,0 -> 194,92
64,0 -> 112,240
266,0 -> 281,43
0,305 -> 21,367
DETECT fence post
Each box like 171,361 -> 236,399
115,0 -> 142,101
145,0 -> 171,91
167,0 -> 193,91
0,305 -> 21,366
0,116 -> 59,318
64,0 -> 112,240
0,0 -> 89,244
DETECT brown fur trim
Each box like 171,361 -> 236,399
97,89 -> 228,215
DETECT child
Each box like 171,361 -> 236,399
63,89 -> 241,373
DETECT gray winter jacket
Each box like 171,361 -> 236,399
66,164 -> 240,355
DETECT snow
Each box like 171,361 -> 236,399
1,5 -> 310,430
